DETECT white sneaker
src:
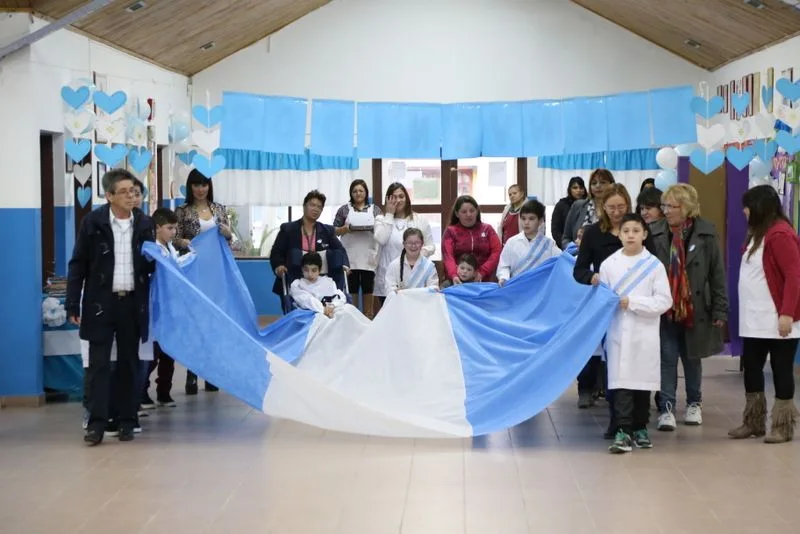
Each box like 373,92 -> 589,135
685,403 -> 703,426
657,403 -> 676,431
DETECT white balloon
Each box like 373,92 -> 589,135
656,147 -> 679,170
748,157 -> 771,181
655,169 -> 678,190
675,143 -> 697,157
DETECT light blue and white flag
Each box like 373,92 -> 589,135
145,231 -> 619,438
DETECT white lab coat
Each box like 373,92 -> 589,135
373,213 -> 435,297
496,232 -> 561,283
385,254 -> 439,293
599,249 -> 672,391
289,277 -> 346,314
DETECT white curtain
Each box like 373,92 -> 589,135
210,169 -> 355,207
527,157 -> 658,206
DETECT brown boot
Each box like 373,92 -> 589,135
728,392 -> 766,439
764,399 -> 799,444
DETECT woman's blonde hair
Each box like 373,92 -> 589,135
663,183 -> 700,219
598,184 -> 632,232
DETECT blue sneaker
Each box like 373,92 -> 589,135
633,429 -> 653,449
608,430 -> 633,454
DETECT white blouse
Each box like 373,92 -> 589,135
198,216 -> 217,233
739,243 -> 800,339
373,213 -> 435,297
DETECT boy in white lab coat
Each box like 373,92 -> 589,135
599,213 -> 672,454
290,252 -> 346,318
497,199 -> 561,286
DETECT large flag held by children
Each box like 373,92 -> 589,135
145,231 -> 619,438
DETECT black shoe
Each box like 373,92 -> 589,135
185,379 -> 198,396
204,383 -> 219,392
119,427 -> 135,442
157,395 -> 177,407
577,392 -> 595,409
84,429 -> 103,446
105,419 -> 120,438
140,393 -> 156,410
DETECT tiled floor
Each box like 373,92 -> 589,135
1,356 -> 799,534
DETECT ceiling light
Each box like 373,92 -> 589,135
684,39 -> 702,49
125,1 -> 147,12
200,41 -> 216,51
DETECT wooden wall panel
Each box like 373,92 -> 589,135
688,164 -> 727,258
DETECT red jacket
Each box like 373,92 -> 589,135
442,222 -> 502,280
762,220 -> 800,320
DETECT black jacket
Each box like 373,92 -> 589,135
573,222 -> 657,285
551,196 -> 575,249
269,219 -> 349,295
65,205 -> 155,343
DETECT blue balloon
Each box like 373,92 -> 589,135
168,121 -> 190,143
655,169 -> 678,190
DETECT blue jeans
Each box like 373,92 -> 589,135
658,320 -> 702,412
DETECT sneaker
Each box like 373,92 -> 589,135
119,427 -> 135,442
577,392 -> 595,409
633,429 -> 653,449
157,395 -> 177,408
134,419 -> 142,434
137,406 -> 150,418
104,419 -> 120,438
685,403 -> 703,426
608,431 -> 633,454
657,403 -> 676,431
81,408 -> 89,430
140,393 -> 156,410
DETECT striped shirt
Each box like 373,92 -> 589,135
110,210 -> 135,291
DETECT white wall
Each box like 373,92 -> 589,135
192,0 -> 706,105
0,14 -> 190,208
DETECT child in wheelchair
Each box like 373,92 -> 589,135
288,252 -> 347,318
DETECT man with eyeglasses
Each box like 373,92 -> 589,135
66,169 -> 155,445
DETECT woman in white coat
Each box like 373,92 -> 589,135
373,182 -> 435,305
600,213 -> 673,454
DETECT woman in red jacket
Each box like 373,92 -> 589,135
730,185 -> 800,443
442,196 -> 502,284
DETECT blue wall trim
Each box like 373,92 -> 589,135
0,208 -> 43,396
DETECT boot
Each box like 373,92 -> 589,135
728,392 -> 767,439
764,399 -> 799,444
363,295 -> 374,320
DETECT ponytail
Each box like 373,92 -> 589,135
399,249 -> 406,282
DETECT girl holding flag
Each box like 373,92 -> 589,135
497,199 -> 561,286
385,228 -> 439,294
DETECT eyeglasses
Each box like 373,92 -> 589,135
603,204 -> 627,213
404,241 -> 423,248
660,203 -> 681,212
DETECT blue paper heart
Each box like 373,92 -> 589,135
129,147 -> 153,174
61,86 -> 91,110
775,130 -> 800,155
191,153 -> 226,178
179,185 -> 187,197
65,138 -> 91,162
93,90 -> 128,115
761,86 -> 773,108
690,96 -> 724,119
76,186 -> 91,208
776,78 -> 800,103
176,150 -> 197,166
753,139 -> 778,161
689,148 -> 725,174
725,146 -> 756,171
731,92 -> 751,115
94,143 -> 128,166
192,105 -> 226,128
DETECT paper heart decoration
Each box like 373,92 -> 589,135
177,150 -> 197,166
775,130 -> 800,155
690,96 -> 724,119
753,139 -> 778,161
191,153 -> 226,178
754,113 -> 776,138
61,86 -> 91,110
732,92 -> 751,116
192,105 -> 226,128
97,117 -> 126,141
64,109 -> 95,137
179,184 -> 187,197
76,186 -> 91,208
65,138 -> 92,162
696,124 -> 726,149
192,129 -> 220,154
689,148 -> 725,174
762,86 -> 774,108
776,78 -> 800,103
94,143 -> 128,166
93,90 -> 128,115
128,147 -> 153,174
748,157 -> 771,180
725,146 -> 756,171
776,106 -> 800,129
73,163 -> 92,186
732,120 -> 751,143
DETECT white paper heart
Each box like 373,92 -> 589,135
696,124 -> 726,150
128,123 -> 147,147
73,163 -> 92,185
64,110 -> 95,137
754,113 -> 776,138
732,120 -> 751,143
192,129 -> 220,155
777,105 -> 800,129
97,117 -> 126,141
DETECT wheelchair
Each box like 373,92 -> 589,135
280,248 -> 351,314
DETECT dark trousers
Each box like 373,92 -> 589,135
85,294 -> 140,432
578,355 -> 602,393
612,388 -> 650,434
145,342 -> 175,399
742,337 -> 798,400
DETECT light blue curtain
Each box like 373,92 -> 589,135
538,149 -> 659,171
217,148 -> 358,171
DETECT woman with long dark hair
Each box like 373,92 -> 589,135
561,169 -> 615,249
442,195 -> 502,284
729,185 -> 800,443
552,176 -> 587,248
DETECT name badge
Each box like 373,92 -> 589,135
689,244 -> 696,252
